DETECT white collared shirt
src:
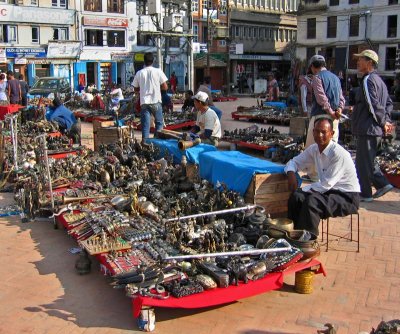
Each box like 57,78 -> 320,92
284,141 -> 360,193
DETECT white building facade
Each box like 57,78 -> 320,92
296,0 -> 400,85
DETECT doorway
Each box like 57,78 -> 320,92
87,62 -> 96,88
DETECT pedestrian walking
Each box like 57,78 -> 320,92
18,74 -> 29,106
6,70 -> 21,104
169,72 -> 178,94
132,52 -> 168,141
351,49 -> 394,202
0,73 -> 8,105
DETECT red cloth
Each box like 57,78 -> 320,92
131,259 -> 325,318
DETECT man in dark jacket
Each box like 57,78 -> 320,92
19,74 -> 29,106
351,49 -> 393,202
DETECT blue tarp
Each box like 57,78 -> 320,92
149,139 -> 217,164
263,101 -> 287,110
199,151 -> 285,195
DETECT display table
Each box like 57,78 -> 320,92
0,104 -> 22,120
149,139 -> 217,164
199,151 -> 285,195
132,259 -> 325,317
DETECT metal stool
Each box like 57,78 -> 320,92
321,212 -> 360,252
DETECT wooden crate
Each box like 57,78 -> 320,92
289,117 -> 308,137
244,173 -> 290,218
93,120 -> 129,151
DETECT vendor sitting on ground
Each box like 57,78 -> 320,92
90,90 -> 105,111
161,90 -> 173,113
191,91 -> 221,146
47,97 -> 81,144
182,90 -> 195,112
284,117 -> 360,236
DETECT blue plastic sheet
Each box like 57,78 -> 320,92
199,151 -> 286,195
263,101 -> 287,110
149,139 -> 217,164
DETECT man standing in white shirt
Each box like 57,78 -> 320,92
132,52 -> 168,140
191,91 -> 221,146
284,117 -> 360,236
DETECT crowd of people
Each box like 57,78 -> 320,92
0,71 -> 29,106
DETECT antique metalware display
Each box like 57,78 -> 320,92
1,110 -> 320,308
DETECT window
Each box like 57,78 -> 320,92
193,24 -> 198,42
0,25 -> 18,43
31,26 -> 39,44
85,29 -> 103,46
202,26 -> 208,43
53,27 -> 68,40
107,30 -> 125,47
327,16 -> 337,38
107,0 -> 124,14
349,15 -> 359,37
235,26 -> 240,37
348,0 -> 359,3
329,0 -> 339,5
306,48 -> 316,62
389,0 -> 398,4
84,0 -> 102,11
386,47 -> 397,70
136,0 -> 147,14
192,0 -> 199,11
169,37 -> 180,48
52,0 -> 67,8
387,15 -> 397,38
218,40 -> 226,46
307,18 -> 316,39
137,31 -> 154,46
30,0 -> 38,5
0,0 -> 16,3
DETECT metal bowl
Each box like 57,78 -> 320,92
266,218 -> 294,232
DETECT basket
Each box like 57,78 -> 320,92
295,270 -> 315,294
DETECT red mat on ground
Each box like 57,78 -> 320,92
132,259 -> 325,317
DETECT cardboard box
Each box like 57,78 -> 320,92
244,173 -> 290,218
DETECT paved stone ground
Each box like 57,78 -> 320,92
0,98 -> 399,333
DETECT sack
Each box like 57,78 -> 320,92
137,306 -> 156,332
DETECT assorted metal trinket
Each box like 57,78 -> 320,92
2,112 -> 319,306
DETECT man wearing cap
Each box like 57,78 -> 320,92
351,49 -> 393,202
132,52 -> 168,141
303,54 -> 345,181
191,91 -> 221,146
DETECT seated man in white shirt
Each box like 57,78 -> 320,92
191,91 -> 221,146
284,117 -> 360,236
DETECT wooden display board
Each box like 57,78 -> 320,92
244,173 -> 290,218
93,120 -> 129,151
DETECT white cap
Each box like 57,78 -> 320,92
193,91 -> 209,103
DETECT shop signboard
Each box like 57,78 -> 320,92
6,48 -> 46,58
0,4 -> 74,24
47,41 -> 81,59
83,16 -> 128,27
112,52 -> 134,61
193,43 -> 200,54
15,58 -> 27,65
0,49 -> 6,63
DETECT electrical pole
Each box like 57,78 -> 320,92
206,1 -> 211,76
226,2 -> 231,95
187,0 -> 194,91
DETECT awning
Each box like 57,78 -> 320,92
194,55 -> 227,68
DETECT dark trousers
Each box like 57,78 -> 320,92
356,135 -> 390,198
287,189 -> 360,236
